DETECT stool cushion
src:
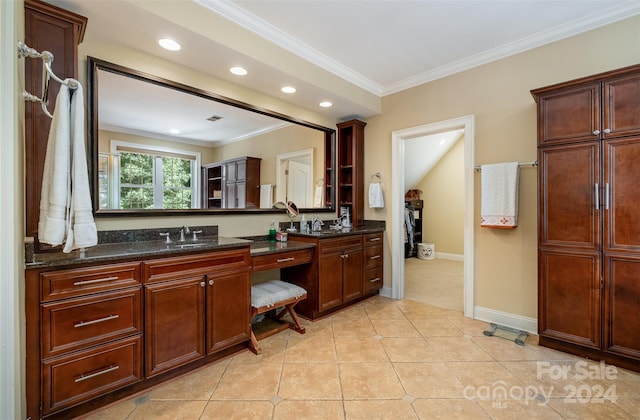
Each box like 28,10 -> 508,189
251,280 -> 307,308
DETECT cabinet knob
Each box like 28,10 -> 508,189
593,130 -> 600,135
209,279 -> 214,286
200,281 -> 205,287
603,128 -> 611,134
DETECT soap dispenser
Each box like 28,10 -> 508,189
300,214 -> 308,233
268,221 -> 277,242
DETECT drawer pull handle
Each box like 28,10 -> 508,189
277,257 -> 295,263
369,255 -> 381,260
73,276 -> 119,286
369,277 -> 381,283
369,237 -> 381,242
75,365 -> 120,383
74,314 -> 119,328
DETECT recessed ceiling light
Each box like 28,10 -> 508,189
230,66 -> 248,76
281,86 -> 296,94
319,101 -> 333,108
158,38 -> 181,51
169,128 -> 180,134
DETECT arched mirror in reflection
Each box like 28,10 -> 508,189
87,57 -> 336,215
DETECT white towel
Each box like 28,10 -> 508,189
313,185 -> 324,207
260,184 -> 273,208
38,81 -> 97,251
480,162 -> 519,229
369,182 -> 384,209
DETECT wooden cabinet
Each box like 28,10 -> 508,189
336,120 -> 366,227
286,231 -> 382,320
203,157 -> 261,209
363,232 -> 384,294
532,64 -> 640,372
26,246 -> 252,418
24,0 -> 87,252
28,261 -> 143,417
143,249 -> 251,377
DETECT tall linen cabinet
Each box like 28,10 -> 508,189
532,64 -> 640,372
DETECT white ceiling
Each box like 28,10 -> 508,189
48,0 -> 639,120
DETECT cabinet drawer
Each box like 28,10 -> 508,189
42,335 -> 143,416
41,262 -> 141,302
144,248 -> 250,283
41,288 -> 142,359
364,232 -> 383,246
363,245 -> 383,270
318,236 -> 362,254
252,248 -> 313,272
363,267 -> 383,294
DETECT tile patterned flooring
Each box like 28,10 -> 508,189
84,296 -> 640,419
404,257 -> 463,312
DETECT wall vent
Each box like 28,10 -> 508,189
206,115 -> 223,122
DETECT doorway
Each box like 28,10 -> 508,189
276,149 -> 314,207
391,115 -> 475,318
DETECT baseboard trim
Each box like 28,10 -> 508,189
474,306 -> 537,334
436,252 -> 464,261
379,286 -> 393,298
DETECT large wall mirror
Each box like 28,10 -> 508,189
87,57 -> 336,216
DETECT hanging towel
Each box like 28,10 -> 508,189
313,185 -> 324,207
260,184 -> 273,208
480,162 -> 519,229
38,85 -> 72,246
369,182 -> 385,209
63,81 -> 97,252
38,81 -> 97,252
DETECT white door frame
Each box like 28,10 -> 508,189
276,148 -> 314,204
391,115 -> 475,318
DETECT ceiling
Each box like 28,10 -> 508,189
47,0 -> 639,121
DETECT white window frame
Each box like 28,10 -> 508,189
110,140 -> 201,209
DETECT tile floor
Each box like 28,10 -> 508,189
404,257 -> 463,312
84,296 -> 640,419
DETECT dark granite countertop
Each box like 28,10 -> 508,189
288,225 -> 385,239
25,236 -> 252,270
249,240 -> 316,256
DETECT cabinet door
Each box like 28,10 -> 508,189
225,182 -> 238,208
318,253 -> 344,311
342,249 -> 363,302
603,255 -> 640,359
535,83 -> 601,146
603,138 -> 640,253
236,182 -> 246,208
145,276 -> 205,377
538,142 -> 600,251
538,250 -> 601,349
206,271 -> 251,354
603,72 -> 640,139
235,159 -> 247,181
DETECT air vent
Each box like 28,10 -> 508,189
206,115 -> 223,122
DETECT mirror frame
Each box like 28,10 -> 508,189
87,57 -> 336,216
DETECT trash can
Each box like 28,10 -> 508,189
417,243 -> 435,260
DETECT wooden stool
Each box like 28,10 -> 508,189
249,280 -> 307,354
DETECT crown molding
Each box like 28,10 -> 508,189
196,0 -> 639,98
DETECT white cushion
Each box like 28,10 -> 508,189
251,280 -> 307,308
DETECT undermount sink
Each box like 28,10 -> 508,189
171,242 -> 209,249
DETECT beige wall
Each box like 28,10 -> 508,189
364,16 -> 640,318
416,136 -> 464,255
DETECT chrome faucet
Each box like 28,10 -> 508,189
312,215 -> 324,232
179,225 -> 190,242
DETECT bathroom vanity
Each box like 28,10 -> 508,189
24,225 -> 383,419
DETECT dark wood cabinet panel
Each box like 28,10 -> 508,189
603,72 -> 640,139
144,276 -> 206,377
538,250 -> 601,349
603,138 -> 640,253
603,255 -> 640,359
538,142 -> 600,250
533,83 -> 601,146
336,120 -> 366,227
24,0 -> 87,251
42,335 -> 143,416
342,249 -> 363,302
206,271 -> 251,353
318,253 -> 344,311
203,157 -> 261,209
